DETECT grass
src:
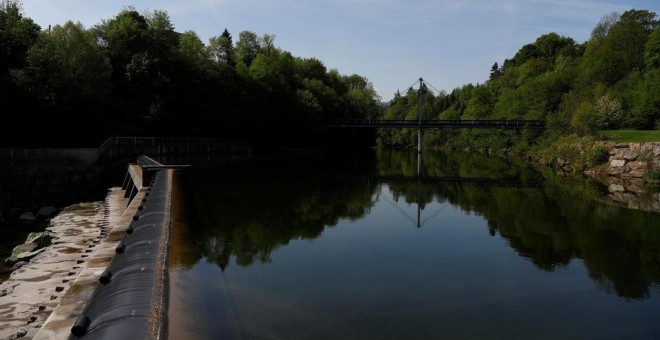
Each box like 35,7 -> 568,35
601,130 -> 660,143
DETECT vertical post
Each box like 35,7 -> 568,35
418,78 -> 423,153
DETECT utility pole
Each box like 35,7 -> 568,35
417,78 -> 424,153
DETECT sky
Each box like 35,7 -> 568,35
20,0 -> 660,101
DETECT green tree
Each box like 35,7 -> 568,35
0,0 -> 40,74
260,33 -> 276,55
178,30 -> 209,69
489,62 -> 502,80
11,21 -> 111,142
584,9 -> 659,85
644,28 -> 660,69
235,30 -> 260,67
208,28 -> 235,66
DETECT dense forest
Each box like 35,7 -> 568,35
379,9 -> 660,154
1,1 -> 658,151
0,1 -> 380,147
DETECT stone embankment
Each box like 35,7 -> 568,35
605,142 -> 660,180
544,141 -> 660,212
601,142 -> 660,212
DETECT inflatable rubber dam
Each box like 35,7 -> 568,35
33,156 -> 184,339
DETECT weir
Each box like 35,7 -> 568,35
33,156 -> 183,339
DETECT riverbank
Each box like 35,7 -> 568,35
441,138 -> 660,213
0,182 -> 145,339
533,141 -> 660,212
0,201 -> 105,339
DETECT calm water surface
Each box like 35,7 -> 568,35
169,150 -> 660,340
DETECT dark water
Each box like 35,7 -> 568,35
169,149 -> 660,340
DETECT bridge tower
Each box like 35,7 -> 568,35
417,78 -> 424,153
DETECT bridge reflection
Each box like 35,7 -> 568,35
371,175 -> 543,188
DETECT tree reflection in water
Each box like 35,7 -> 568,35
174,149 -> 660,300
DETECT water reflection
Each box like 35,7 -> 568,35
175,149 -> 660,301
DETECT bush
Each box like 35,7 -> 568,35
539,134 -> 609,171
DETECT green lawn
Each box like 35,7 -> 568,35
601,130 -> 660,143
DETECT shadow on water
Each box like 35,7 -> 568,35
175,149 -> 660,301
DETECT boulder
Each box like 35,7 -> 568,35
627,161 -> 646,170
626,184 -> 644,194
609,167 -> 624,176
16,248 -> 45,262
4,243 -> 39,266
25,232 -> 52,248
609,184 -> 625,192
4,232 -> 52,265
628,169 -> 646,178
610,159 -> 626,168
623,149 -> 640,161
37,206 -> 57,217
19,212 -> 37,223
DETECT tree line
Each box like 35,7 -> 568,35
378,9 -> 660,152
0,1 -> 380,147
3,2 -> 658,150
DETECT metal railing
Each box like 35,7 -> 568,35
324,119 -> 546,129
1,137 -> 252,173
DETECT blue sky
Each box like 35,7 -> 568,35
21,0 -> 660,101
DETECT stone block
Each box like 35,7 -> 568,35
623,149 -> 640,161
609,184 -> 625,192
610,159 -> 626,167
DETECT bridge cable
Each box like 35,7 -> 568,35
422,80 -> 444,96
380,189 -> 418,227
403,78 -> 422,92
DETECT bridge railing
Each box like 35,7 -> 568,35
324,119 -> 546,129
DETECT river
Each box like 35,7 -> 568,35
168,149 -> 660,339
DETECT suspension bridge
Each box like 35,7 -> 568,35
324,78 -> 546,152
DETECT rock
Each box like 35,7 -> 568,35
628,169 -> 646,178
609,184 -> 625,192
623,149 -> 640,161
37,206 -> 57,217
627,161 -> 646,170
608,176 -> 624,184
12,261 -> 27,269
19,211 -> 37,223
4,243 -> 39,266
609,167 -> 624,176
16,248 -> 45,262
11,242 -> 39,256
627,184 -> 644,194
25,232 -> 52,248
653,144 -> 660,157
610,159 -> 626,168
557,158 -> 568,167
16,328 -> 27,338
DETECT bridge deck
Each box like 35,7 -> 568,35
325,119 -> 546,129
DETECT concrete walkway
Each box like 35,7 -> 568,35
0,184 -> 144,340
